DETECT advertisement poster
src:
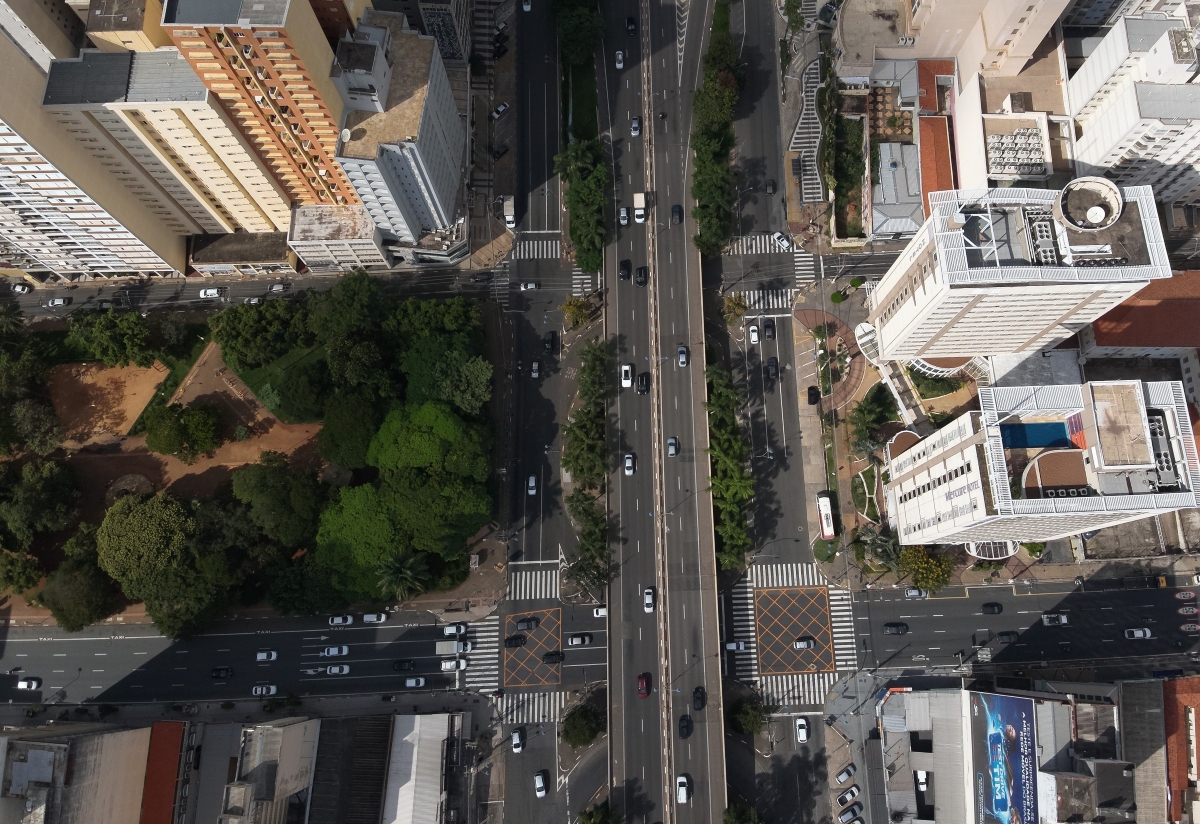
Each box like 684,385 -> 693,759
970,692 -> 1038,824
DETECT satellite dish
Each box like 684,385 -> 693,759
340,128 -> 351,143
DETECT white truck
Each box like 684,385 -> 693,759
435,640 -> 471,655
633,192 -> 646,224
503,195 -> 516,229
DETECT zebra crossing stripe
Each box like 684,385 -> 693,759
758,672 -> 838,709
750,563 -> 828,588
512,240 -> 560,260
794,252 -> 816,283
571,268 -> 596,296
733,289 -> 797,313
495,691 -> 566,725
490,263 -> 511,309
464,615 -> 500,690
509,569 -> 560,601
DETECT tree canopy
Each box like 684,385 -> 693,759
231,452 -> 324,548
67,310 -> 156,368
0,459 -> 78,547
144,403 -> 223,462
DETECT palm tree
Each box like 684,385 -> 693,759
0,301 -> 23,338
579,802 -> 619,824
377,549 -> 430,603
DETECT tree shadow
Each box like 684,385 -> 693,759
757,746 -> 832,824
616,775 -> 660,824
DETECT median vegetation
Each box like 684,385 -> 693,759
691,0 -> 743,256
705,358 -> 754,569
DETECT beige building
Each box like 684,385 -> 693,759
44,49 -> 292,235
287,203 -> 387,269
0,0 -> 84,71
85,0 -> 172,51
160,0 -> 359,209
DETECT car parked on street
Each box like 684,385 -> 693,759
363,613 -> 387,623
252,684 -> 277,697
749,325 -> 759,344
11,283 -> 30,294
837,786 -> 860,807
883,623 -> 908,635
594,606 -> 607,617
982,602 -> 1003,614
808,386 -> 821,405
542,651 -> 564,664
795,717 -> 809,742
836,764 -> 857,784
568,633 -> 593,646
615,50 -> 624,69
904,588 -> 927,599
838,803 -> 863,823
505,635 -> 526,648
329,615 -> 353,626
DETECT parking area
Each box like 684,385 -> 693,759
756,587 -> 836,674
503,607 -> 562,687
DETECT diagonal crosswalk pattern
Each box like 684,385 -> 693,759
464,615 -> 500,691
495,690 -> 566,725
509,568 -> 560,601
789,60 -> 824,203
512,239 -> 560,260
572,267 -> 596,296
728,563 -> 858,708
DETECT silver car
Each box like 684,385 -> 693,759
631,116 -> 641,137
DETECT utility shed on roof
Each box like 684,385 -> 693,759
1119,679 -> 1167,824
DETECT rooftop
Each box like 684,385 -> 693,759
86,0 -> 152,32
872,142 -> 923,235
161,0 -> 290,26
1090,381 -> 1152,468
43,51 -> 133,106
126,49 -> 208,102
1134,82 -> 1200,120
835,0 -> 907,79
340,11 -> 434,161
979,32 -> 1067,116
289,205 -> 378,241
190,233 -> 290,263
917,116 -> 953,216
916,59 -> 953,113
336,40 -> 378,73
1091,268 -> 1200,348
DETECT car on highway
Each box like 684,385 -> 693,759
621,363 -> 633,388
321,645 -> 349,657
519,282 -> 538,291
515,616 -> 539,631
542,651 -> 564,664
444,622 -> 468,636
643,587 -> 655,613
268,283 -> 289,293
620,259 -> 632,280
363,613 -> 387,623
998,631 -> 1020,643
198,288 -> 222,299
615,50 -> 624,69
767,356 -> 778,380
672,204 -> 683,224
492,145 -> 509,160
838,803 -> 863,823
534,770 -> 548,798
211,667 -> 233,679
568,633 -> 593,646
749,324 -> 759,344
252,684 -> 277,697
1042,612 -> 1069,626
795,717 -> 809,742
765,179 -> 776,195
883,622 -> 908,635
677,345 -> 688,367
594,606 -> 607,617
631,116 -> 641,137
512,728 -> 524,752
491,102 -> 510,120
793,636 -> 814,650
329,615 -> 353,626
327,665 -> 350,675
981,602 -> 1003,614
693,686 -> 706,710
404,677 -> 425,688
837,785 -> 860,807
836,764 -> 857,783
47,297 -> 70,307
626,15 -> 636,33
676,775 -> 690,804
11,283 -> 30,294
440,659 -> 467,671
725,641 -> 746,651
1125,627 -> 1152,639
530,361 -> 539,379
527,474 -> 537,495
679,714 -> 693,738
772,231 -> 793,250
808,386 -> 821,405
505,635 -> 526,648
635,266 -> 648,286
470,271 -> 493,283
619,206 -> 629,226
637,372 -> 650,394
393,660 -> 415,671
764,318 -> 775,340
667,436 -> 679,457
904,588 -> 927,599
624,452 -> 636,476
255,650 -> 277,662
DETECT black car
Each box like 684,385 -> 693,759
211,667 -> 233,679
493,44 -> 508,60
626,15 -> 636,34
516,616 -> 540,631
505,635 -> 527,648
620,259 -> 632,280
636,372 -> 650,395
542,651 -> 565,664
765,179 -> 776,195
492,145 -> 509,160
981,602 -> 1003,614
470,271 -> 493,283
671,204 -> 683,224
764,318 -> 775,340
635,266 -> 648,287
544,330 -> 556,353
693,686 -> 706,711
494,31 -> 508,46
766,357 -> 778,380
679,714 -> 693,739
998,631 -> 1019,643
392,660 -> 415,671
883,622 -> 909,635
807,385 -> 821,404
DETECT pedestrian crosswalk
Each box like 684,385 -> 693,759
495,690 -> 566,725
571,267 -> 596,296
473,0 -> 508,62
491,262 -> 510,309
465,615 -> 500,691
789,60 -> 824,203
749,562 -> 828,588
732,288 -> 797,313
508,568 -> 560,601
725,234 -> 789,256
512,239 -> 560,260
795,251 -> 816,282
759,672 -> 840,710
829,588 -> 858,671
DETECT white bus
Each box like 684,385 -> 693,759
816,492 -> 835,540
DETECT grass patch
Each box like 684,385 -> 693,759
906,368 -> 964,399
813,539 -> 838,563
239,344 -> 327,395
850,474 -> 866,512
28,330 -> 94,366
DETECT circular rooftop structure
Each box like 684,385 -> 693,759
1054,177 -> 1123,232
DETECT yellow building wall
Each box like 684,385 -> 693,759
284,0 -> 344,127
85,0 -> 171,51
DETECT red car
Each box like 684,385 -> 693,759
637,672 -> 650,698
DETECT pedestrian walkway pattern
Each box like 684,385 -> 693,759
509,567 -> 559,601
512,239 -> 561,260
733,288 -> 798,313
795,251 -> 816,282
728,563 -> 857,708
495,690 -> 566,725
725,234 -> 788,256
473,0 -> 508,61
572,267 -> 597,296
503,608 -> 561,688
464,615 -> 500,692
789,60 -> 824,203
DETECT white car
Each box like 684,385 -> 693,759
444,622 -> 468,636
199,288 -> 222,299
772,231 -> 793,250
621,363 -> 633,388
329,615 -> 353,626
15,677 -> 41,690
47,297 -> 69,308
268,283 -> 288,293
593,606 -> 607,618
795,717 -> 809,743
327,665 -> 350,675
441,658 -> 468,671
749,325 -> 759,345
677,345 -> 688,367
522,0 -> 531,9
520,282 -> 539,291
624,452 -> 635,476
321,645 -> 349,657
512,728 -> 525,753
527,474 -> 537,495
1125,627 -> 1152,640
252,684 -> 277,697
916,770 -> 928,791
490,102 -> 510,120
631,116 -> 641,137
11,283 -> 30,294
534,770 -> 548,798
363,613 -> 387,624
568,633 -> 593,646
643,587 -> 655,613
615,50 -> 624,69
836,785 -> 860,807
904,588 -> 927,599
619,206 -> 629,226
676,775 -> 690,804
255,650 -> 277,662
404,677 -> 425,688
793,637 -> 814,650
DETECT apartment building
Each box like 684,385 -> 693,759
371,0 -> 467,61
884,379 -> 1200,553
44,49 -> 292,235
335,11 -> 464,243
160,0 -> 359,210
0,0 -> 84,71
861,179 -> 1171,362
287,203 -> 387,269
85,0 -> 172,51
1062,0 -> 1183,27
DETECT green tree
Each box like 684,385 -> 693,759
40,524 -> 123,632
555,139 -> 608,274
731,697 -> 767,735
209,297 -> 313,371
275,358 -> 331,422
96,494 -> 193,595
318,392 -> 385,468
561,340 -> 609,490
782,0 -> 803,33
898,545 -> 954,593
722,293 -> 748,326
10,399 -> 65,456
367,402 -> 489,481
705,360 -> 754,568
67,310 -> 155,368
723,804 -> 762,824
377,548 -> 430,602
560,296 -> 592,330
562,703 -> 605,747
854,524 -> 901,574
314,484 -> 400,599
0,550 -> 41,593
693,71 -> 739,135
553,0 -> 602,67
267,553 -> 348,616
326,336 -> 393,397
579,802 -> 619,824
564,489 -> 612,594
0,301 -> 23,337
0,459 -> 78,547
306,270 -> 386,342
144,404 -> 223,462
157,312 -> 190,348
230,452 -> 324,548
432,353 -> 492,416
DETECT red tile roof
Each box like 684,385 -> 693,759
1163,677 -> 1200,821
918,116 -> 954,217
1092,270 -> 1200,348
917,60 -> 954,112
140,721 -> 184,824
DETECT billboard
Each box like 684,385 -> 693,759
970,692 -> 1038,824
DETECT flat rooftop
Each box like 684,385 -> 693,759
1090,382 -> 1152,467
289,205 -> 377,241
191,233 -> 290,263
44,50 -> 208,107
1092,269 -> 1200,349
162,0 -> 289,26
87,0 -> 152,32
340,11 -> 433,162
980,32 -> 1068,116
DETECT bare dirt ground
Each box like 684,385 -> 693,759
47,362 -> 167,446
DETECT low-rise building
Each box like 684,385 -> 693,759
287,203 -> 388,270
188,232 -> 298,277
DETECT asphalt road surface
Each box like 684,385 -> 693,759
514,0 -> 561,234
